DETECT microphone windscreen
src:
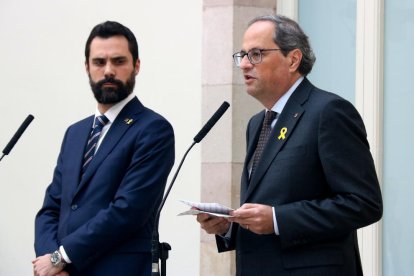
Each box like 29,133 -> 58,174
2,114 -> 34,155
193,102 -> 230,143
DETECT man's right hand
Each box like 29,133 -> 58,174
196,213 -> 230,235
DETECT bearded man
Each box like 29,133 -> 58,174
33,21 -> 175,276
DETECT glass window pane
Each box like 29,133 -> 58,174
383,0 -> 414,274
298,0 -> 356,103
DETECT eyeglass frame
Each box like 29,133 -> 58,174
232,48 -> 281,67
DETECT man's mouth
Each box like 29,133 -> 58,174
244,75 -> 256,83
102,82 -> 117,87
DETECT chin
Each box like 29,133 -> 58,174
246,88 -> 258,97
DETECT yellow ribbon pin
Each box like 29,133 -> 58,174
278,127 -> 287,140
124,118 -> 134,125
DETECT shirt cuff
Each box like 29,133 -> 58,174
59,245 -> 72,264
272,206 -> 280,235
218,222 -> 233,239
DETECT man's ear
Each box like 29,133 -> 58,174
85,61 -> 89,74
289,49 -> 302,72
134,59 -> 141,75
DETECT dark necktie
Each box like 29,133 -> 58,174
82,115 -> 109,173
249,111 -> 277,178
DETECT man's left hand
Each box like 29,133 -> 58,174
229,203 -> 274,234
32,254 -> 63,276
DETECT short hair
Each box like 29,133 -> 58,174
85,21 -> 139,65
249,15 -> 316,75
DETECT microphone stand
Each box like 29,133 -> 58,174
152,141 -> 196,276
151,101 -> 229,275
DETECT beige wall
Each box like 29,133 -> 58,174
0,1 -> 202,275
0,1 -> 384,275
200,1 -> 275,274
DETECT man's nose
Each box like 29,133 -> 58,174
104,63 -> 115,78
239,55 -> 252,70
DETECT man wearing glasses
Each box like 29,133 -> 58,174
196,15 -> 382,275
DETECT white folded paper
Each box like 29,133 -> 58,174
178,199 -> 234,218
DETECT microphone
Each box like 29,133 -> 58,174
152,101 -> 230,276
193,101 -> 230,143
1,114 -> 34,162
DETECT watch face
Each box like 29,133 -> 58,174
51,251 -> 61,265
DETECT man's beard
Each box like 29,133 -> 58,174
89,73 -> 135,104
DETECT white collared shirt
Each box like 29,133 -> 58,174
269,76 -> 304,127
268,76 -> 304,235
93,93 -> 135,153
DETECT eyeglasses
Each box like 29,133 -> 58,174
232,48 -> 281,67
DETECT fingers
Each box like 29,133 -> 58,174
229,204 -> 256,222
196,213 -> 211,223
239,224 -> 249,230
196,214 -> 230,235
55,271 -> 70,276
229,203 -> 274,234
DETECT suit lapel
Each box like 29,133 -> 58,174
242,78 -> 313,203
74,97 -> 144,198
66,116 -> 95,200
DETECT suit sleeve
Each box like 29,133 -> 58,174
34,129 -> 69,256
275,98 -> 382,249
215,222 -> 239,252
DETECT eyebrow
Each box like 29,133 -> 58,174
91,56 -> 128,62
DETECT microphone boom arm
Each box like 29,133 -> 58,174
152,141 -> 196,276
151,101 -> 229,276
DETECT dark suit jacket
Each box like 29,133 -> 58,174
35,97 -> 175,275
217,78 -> 382,275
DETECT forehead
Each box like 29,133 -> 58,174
89,35 -> 131,58
242,21 -> 276,50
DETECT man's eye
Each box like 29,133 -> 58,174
250,51 -> 261,58
93,59 -> 105,66
113,58 -> 126,65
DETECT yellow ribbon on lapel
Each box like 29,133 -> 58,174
278,127 -> 287,140
124,118 -> 134,125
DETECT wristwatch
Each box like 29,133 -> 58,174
50,250 -> 67,268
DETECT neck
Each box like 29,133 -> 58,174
261,74 -> 303,109
97,103 -> 114,114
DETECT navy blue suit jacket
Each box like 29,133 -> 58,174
217,78 -> 382,275
35,97 -> 175,275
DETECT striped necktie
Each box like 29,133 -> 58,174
249,111 -> 277,179
82,115 -> 109,173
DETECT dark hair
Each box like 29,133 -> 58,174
249,15 -> 316,75
85,21 -> 139,65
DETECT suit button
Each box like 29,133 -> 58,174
71,204 -> 78,211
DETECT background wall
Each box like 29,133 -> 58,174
0,1 -> 202,275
